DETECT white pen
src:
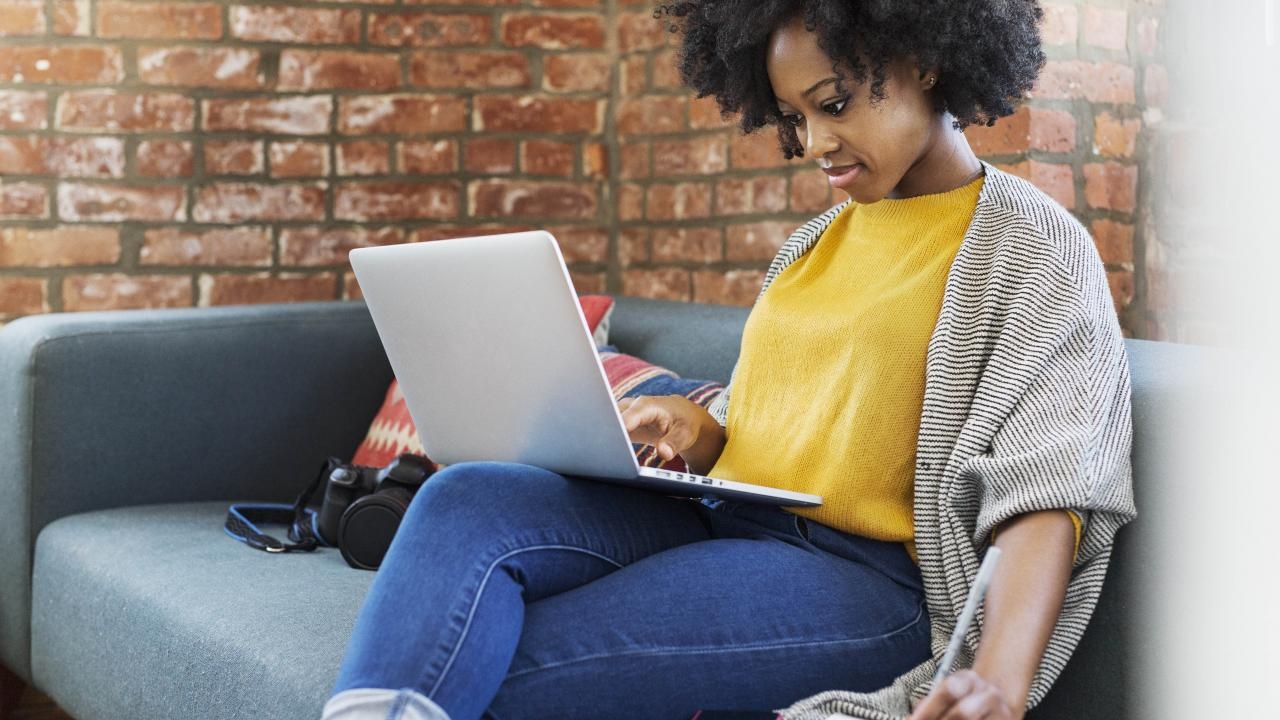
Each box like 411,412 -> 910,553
930,546 -> 1003,687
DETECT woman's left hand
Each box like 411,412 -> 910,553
907,670 -> 1021,720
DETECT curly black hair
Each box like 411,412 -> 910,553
657,0 -> 1046,159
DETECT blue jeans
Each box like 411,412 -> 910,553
330,462 -> 929,720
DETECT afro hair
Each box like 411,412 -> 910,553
657,0 -> 1047,158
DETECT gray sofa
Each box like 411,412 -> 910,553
0,297 -> 1220,720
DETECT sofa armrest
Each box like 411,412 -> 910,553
0,300 -> 391,679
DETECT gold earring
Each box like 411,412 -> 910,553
927,76 -> 937,87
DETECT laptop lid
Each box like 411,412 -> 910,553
349,232 -> 642,480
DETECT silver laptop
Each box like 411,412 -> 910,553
349,231 -> 821,507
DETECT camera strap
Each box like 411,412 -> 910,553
223,458 -> 339,553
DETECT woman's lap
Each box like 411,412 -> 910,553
331,462 -> 929,720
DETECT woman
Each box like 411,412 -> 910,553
324,2 -> 1135,719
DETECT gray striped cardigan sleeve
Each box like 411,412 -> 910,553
707,165 -> 1136,720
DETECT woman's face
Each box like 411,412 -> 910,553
766,17 -> 958,203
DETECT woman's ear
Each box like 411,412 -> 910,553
919,66 -> 940,90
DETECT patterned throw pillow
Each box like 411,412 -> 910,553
351,295 -> 616,467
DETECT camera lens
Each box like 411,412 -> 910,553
337,492 -> 411,570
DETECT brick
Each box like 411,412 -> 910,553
690,97 -> 730,130
726,221 -> 791,262
583,142 -> 607,178
0,91 -> 47,130
199,273 -> 335,308
57,91 -> 193,133
621,269 -> 690,302
0,0 -> 46,36
652,227 -> 722,263
1144,64 -> 1168,108
0,226 -> 120,267
616,96 -> 685,135
229,6 -> 360,44
1137,17 -> 1160,57
533,0 -> 602,7
1000,160 -> 1076,209
1089,219 -> 1135,266
204,139 -> 264,176
569,271 -> 605,294
618,227 -> 647,266
399,140 -> 458,174
204,96 -> 332,135
1040,3 -> 1078,46
620,56 -> 647,96
410,50 -> 531,89
522,139 -> 575,177
270,141 -> 329,178
0,136 -> 125,178
543,53 -> 611,93
138,47 -> 264,89
464,138 -> 517,174
617,10 -> 668,52
693,269 -> 765,307
1083,162 -> 1138,212
404,0 -> 517,5
1083,6 -> 1127,51
53,0 -> 90,36
141,227 -> 271,266
1106,270 -> 1134,314
338,141 -> 390,176
470,180 -> 597,219
193,183 -> 326,223
646,182 -> 711,221
369,12 -> 490,47
406,224 -> 532,243
1093,112 -> 1141,158
136,139 -> 193,177
0,277 -> 46,317
652,49 -> 682,89
616,183 -> 643,221
0,46 -> 124,85
0,182 -> 48,218
730,132 -> 792,170
715,175 -> 787,216
280,226 -> 404,266
279,51 -> 400,92
790,168 -> 836,213
653,136 -> 728,176
547,225 -> 608,263
58,183 -> 185,222
501,13 -> 604,49
339,95 -> 467,135
98,1 -> 222,40
1033,60 -> 1135,104
965,107 -> 1031,156
63,274 -> 190,311
1029,107 -> 1077,153
342,271 -> 363,301
475,96 -> 602,134
618,142 -> 649,179
334,181 -> 460,221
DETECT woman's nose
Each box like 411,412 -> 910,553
805,121 -> 839,160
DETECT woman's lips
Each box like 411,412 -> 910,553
822,163 -> 863,189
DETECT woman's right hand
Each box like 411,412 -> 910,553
617,395 -> 726,475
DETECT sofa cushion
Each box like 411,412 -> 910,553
31,502 -> 370,720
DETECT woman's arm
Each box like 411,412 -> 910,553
909,509 -> 1076,720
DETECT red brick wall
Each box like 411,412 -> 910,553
1,0 -> 1166,338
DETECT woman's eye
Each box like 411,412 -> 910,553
821,98 -> 848,116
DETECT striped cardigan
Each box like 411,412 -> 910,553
707,164 -> 1137,720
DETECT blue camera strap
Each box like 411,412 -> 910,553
223,458 -> 337,553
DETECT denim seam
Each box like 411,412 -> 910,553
505,599 -> 928,680
388,689 -> 410,720
426,544 -> 625,698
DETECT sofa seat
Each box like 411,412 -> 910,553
32,501 -> 371,720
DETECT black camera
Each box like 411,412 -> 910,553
317,454 -> 435,570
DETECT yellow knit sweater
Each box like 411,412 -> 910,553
709,176 -> 984,545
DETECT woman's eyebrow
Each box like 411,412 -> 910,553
802,77 -> 840,98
